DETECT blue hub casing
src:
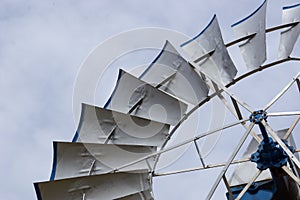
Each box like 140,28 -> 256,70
250,137 -> 294,170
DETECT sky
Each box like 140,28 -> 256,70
0,0 -> 299,200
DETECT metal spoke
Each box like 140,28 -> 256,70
262,121 -> 300,170
154,57 -> 299,171
153,156 -> 250,177
283,115 -> 300,140
230,97 -> 243,120
212,83 -> 261,143
235,170 -> 262,200
223,175 -> 234,200
282,165 -> 300,185
296,78 -> 300,93
194,140 -> 206,168
192,64 -> 253,113
206,122 -> 254,200
267,111 -> 300,117
110,118 -> 248,173
264,72 -> 300,111
145,158 -> 153,172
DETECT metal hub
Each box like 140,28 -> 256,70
249,110 -> 268,124
249,110 -> 295,170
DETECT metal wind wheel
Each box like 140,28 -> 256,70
34,1 -> 300,199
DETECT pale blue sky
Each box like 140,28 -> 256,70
0,0 -> 299,199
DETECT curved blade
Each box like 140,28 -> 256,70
278,3 -> 300,59
35,173 -> 151,200
181,15 -> 237,85
73,104 -> 170,146
50,142 -> 156,180
140,40 -> 209,105
231,0 -> 267,70
105,69 -> 187,125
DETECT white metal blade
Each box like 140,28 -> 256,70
181,15 -> 237,85
73,104 -> 170,146
140,40 -> 209,105
50,142 -> 156,180
105,69 -> 187,125
278,3 -> 300,59
231,0 -> 267,70
35,173 -> 151,200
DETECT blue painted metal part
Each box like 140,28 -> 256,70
226,180 -> 275,200
226,110 -> 299,199
250,110 -> 294,170
250,136 -> 294,170
249,110 -> 267,124
249,110 -> 295,170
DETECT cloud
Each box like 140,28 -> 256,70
0,0 -> 298,199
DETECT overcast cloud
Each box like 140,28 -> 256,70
0,0 -> 299,199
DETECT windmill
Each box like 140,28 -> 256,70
34,1 -> 300,199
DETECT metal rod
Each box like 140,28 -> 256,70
235,170 -> 262,200
109,118 -> 248,173
258,122 -> 269,143
145,158 -> 153,172
213,84 -> 262,143
128,97 -> 144,114
130,70 -> 178,115
155,72 -> 177,88
153,57 -> 299,172
266,21 -> 299,33
284,116 -> 300,140
223,175 -> 235,200
264,72 -> 300,111
104,125 -> 117,144
217,92 -> 239,120
282,165 -> 300,185
194,140 -> 206,168
231,97 -> 243,120
153,157 -> 250,177
288,158 -> 300,181
226,33 -> 256,47
206,123 -> 254,200
193,49 -> 215,63
226,58 -> 292,88
267,111 -> 300,117
88,159 -> 96,176
191,61 -> 253,113
225,22 -> 299,48
262,121 -> 300,170
296,78 -> 300,93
